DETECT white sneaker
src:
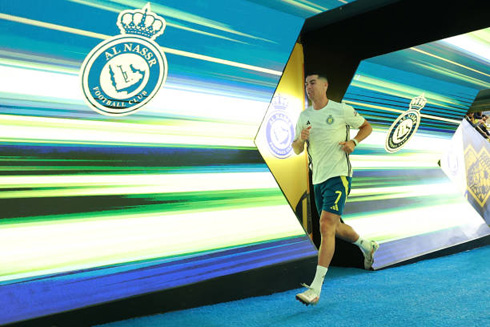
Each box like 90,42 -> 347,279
296,284 -> 320,306
363,240 -> 379,270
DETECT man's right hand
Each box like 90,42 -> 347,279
300,126 -> 312,142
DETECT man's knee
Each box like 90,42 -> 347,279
319,211 -> 339,236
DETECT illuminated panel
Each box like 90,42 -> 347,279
245,0 -> 357,18
0,0 -> 323,324
441,119 -> 490,224
342,28 -> 490,268
254,43 -> 311,232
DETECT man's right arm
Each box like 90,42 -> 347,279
292,125 -> 311,154
292,138 -> 306,155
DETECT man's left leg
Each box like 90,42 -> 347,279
336,221 -> 379,270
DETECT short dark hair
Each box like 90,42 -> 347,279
306,72 -> 328,82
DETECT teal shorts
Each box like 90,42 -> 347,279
314,176 -> 352,216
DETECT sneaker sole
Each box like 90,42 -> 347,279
295,294 -> 319,306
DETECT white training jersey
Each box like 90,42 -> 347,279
294,100 -> 365,185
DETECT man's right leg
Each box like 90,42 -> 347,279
317,210 -> 340,267
296,210 -> 339,305
296,177 -> 346,305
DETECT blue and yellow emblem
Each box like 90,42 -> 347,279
266,95 -> 294,159
80,3 -> 168,116
464,144 -> 490,209
385,93 -> 426,153
326,115 -> 334,125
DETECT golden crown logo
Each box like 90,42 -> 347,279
118,4 -> 166,39
409,93 -> 427,111
80,3 -> 168,116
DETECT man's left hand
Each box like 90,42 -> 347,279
339,140 -> 356,154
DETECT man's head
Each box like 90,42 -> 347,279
305,73 -> 328,102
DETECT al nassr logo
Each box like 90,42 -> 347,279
266,95 -> 295,159
385,93 -> 427,153
80,3 -> 168,116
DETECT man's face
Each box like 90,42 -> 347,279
305,75 -> 328,100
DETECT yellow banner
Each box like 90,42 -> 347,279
254,43 -> 311,234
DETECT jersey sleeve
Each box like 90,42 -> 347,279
343,103 -> 365,128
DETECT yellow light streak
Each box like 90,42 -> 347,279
349,182 -> 458,199
0,13 -> 282,76
112,0 -> 275,43
410,47 -> 490,78
344,100 -> 461,125
280,0 -> 326,13
346,201 -> 486,242
410,60 -> 490,89
0,205 -> 304,282
0,172 -> 279,199
68,0 -> 249,44
0,13 -> 109,39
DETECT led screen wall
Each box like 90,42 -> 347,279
245,0 -> 357,18
0,0 -> 359,324
341,27 -> 490,268
441,119 -> 490,225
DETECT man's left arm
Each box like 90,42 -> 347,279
352,119 -> 372,145
340,119 -> 372,154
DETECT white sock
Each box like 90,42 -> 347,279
354,237 -> 371,254
310,265 -> 328,294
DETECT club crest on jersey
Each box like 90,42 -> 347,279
326,115 -> 334,125
80,3 -> 168,116
266,95 -> 295,159
385,93 -> 427,153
